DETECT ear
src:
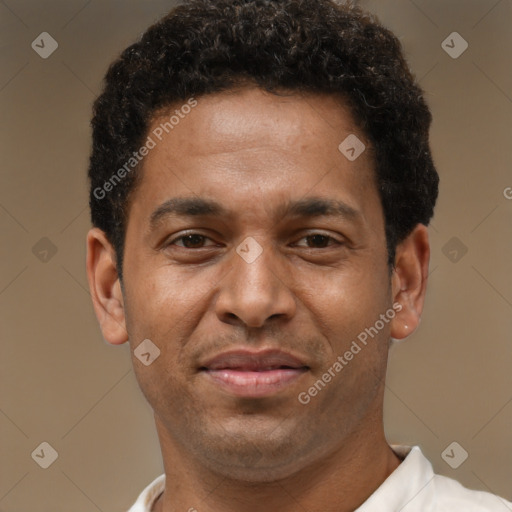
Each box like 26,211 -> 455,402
390,224 -> 431,340
86,228 -> 128,345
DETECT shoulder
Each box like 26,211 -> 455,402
433,473 -> 512,511
390,445 -> 512,512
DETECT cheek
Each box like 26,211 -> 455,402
303,275 -> 392,425
297,260 -> 391,343
123,266 -> 221,394
123,270 -> 204,411
125,266 -> 212,332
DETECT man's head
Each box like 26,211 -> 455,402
86,0 -> 437,485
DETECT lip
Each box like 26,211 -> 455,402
199,349 -> 310,398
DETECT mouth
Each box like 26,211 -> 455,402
199,349 -> 310,398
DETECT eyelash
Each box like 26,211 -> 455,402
165,231 -> 344,249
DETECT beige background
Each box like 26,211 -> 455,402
1,0 -> 511,510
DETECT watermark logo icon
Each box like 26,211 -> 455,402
32,237 -> 58,263
442,441 -> 468,469
338,134 -> 366,161
31,32 -> 58,59
134,339 -> 161,366
31,441 -> 58,469
442,32 -> 468,59
442,236 -> 468,263
236,237 -> 263,264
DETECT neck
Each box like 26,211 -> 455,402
152,424 -> 401,512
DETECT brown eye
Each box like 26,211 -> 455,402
180,234 -> 206,248
170,233 -> 215,248
305,234 -> 331,248
295,233 -> 341,249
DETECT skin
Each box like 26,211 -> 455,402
87,86 -> 430,512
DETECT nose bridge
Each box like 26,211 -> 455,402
236,237 -> 277,288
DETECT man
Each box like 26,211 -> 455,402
86,0 -> 511,511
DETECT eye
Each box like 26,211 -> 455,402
167,233 -> 216,249
294,233 -> 342,249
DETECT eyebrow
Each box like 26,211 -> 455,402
282,197 -> 360,221
149,196 -> 361,229
149,197 -> 227,229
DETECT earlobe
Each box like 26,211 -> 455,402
86,228 -> 128,345
390,224 -> 430,341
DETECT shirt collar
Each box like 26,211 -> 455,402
128,473 -> 165,512
355,445 -> 436,512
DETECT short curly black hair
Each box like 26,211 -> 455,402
88,0 -> 438,278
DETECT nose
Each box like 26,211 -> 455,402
215,242 -> 296,328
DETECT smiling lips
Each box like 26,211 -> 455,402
200,349 -> 310,398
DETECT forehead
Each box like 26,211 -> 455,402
127,86 -> 379,226
151,87 -> 368,164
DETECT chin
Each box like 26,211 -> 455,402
191,420 -> 321,482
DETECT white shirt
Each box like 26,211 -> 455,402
127,445 -> 512,511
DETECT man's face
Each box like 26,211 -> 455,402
119,87 -> 394,480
